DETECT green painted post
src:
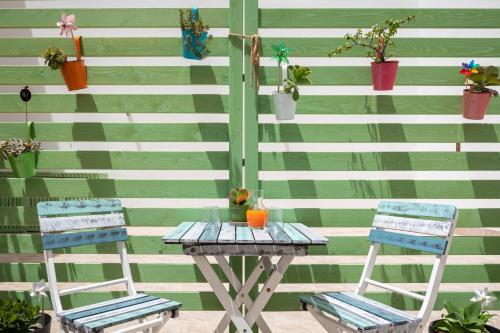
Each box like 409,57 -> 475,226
244,1 -> 259,332
228,1 -> 244,332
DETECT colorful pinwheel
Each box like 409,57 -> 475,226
57,13 -> 78,37
271,41 -> 292,65
460,59 -> 479,77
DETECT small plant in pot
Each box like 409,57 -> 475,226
229,188 -> 251,222
179,8 -> 212,60
42,13 -> 87,91
0,281 -> 51,333
460,60 -> 499,120
429,300 -> 498,333
271,41 -> 312,120
328,15 -> 415,91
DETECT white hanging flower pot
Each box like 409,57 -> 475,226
272,91 -> 296,120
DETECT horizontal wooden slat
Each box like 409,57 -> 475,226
41,227 -> 128,250
40,213 -> 125,233
378,201 -> 456,220
0,123 -> 228,142
259,124 -> 500,143
162,222 -> 196,243
0,37 -> 228,57
368,229 -> 448,255
37,199 -> 122,216
0,9 -> 228,28
373,215 -> 452,236
260,38 -> 500,57
259,9 -> 500,28
0,94 -> 229,114
0,66 -> 228,85
259,152 -> 500,171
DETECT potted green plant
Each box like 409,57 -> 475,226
328,15 -> 415,91
179,8 -> 212,60
460,60 -> 500,120
429,300 -> 498,333
229,188 -> 251,222
0,281 -> 50,333
0,86 -> 42,178
271,41 -> 312,120
42,13 -> 87,91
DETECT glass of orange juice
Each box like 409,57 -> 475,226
246,190 -> 268,229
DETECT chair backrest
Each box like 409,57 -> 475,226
355,201 -> 458,325
37,199 -> 136,314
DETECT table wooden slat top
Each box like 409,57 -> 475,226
163,222 -> 328,245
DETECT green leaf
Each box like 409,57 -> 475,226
465,302 -> 482,321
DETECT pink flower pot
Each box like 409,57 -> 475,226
371,61 -> 399,91
463,90 -> 492,120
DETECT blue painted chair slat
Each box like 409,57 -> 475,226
64,294 -> 157,322
324,292 -> 410,325
40,213 -> 125,233
37,199 -> 122,216
84,300 -> 182,331
59,294 -> 147,316
378,201 -> 456,219
41,227 -> 128,250
368,229 -> 447,255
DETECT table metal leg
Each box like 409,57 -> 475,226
192,256 -> 253,333
214,256 -> 272,333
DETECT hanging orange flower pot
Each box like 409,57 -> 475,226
60,36 -> 87,91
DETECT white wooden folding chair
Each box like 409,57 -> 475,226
37,199 -> 181,333
300,201 -> 458,333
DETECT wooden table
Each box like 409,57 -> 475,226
163,222 -> 328,333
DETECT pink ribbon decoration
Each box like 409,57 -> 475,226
57,13 -> 78,37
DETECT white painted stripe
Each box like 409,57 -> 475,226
259,86 -> 463,96
120,198 -> 228,208
0,28 -> 229,38
41,142 -> 229,152
0,0 -> 229,9
259,171 -> 500,181
0,113 -> 229,123
0,56 -> 230,67
259,0 -> 500,9
259,28 -> 500,38
259,143 -> 500,153
264,199 -> 500,209
260,57 -> 500,67
259,114 -> 500,124
0,85 -> 229,95
0,169 -> 229,180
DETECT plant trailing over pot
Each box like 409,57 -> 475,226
229,188 -> 251,222
42,13 -> 87,91
179,8 -> 212,60
429,300 -> 498,333
460,60 -> 500,120
0,86 -> 42,178
328,15 -> 415,91
0,282 -> 50,333
271,41 -> 312,120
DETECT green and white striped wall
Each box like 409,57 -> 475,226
0,0 -> 499,327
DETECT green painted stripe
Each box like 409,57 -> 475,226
259,152 -> 500,171
0,235 -> 497,255
0,179 -> 228,198
0,94 -> 229,114
259,124 -> 500,143
261,38 -> 500,57
0,9 -> 228,28
261,67 -> 492,86
0,66 -> 228,85
0,123 -> 228,142
261,180 -> 500,199
1,263 -> 498,283
0,38 -> 228,57
1,208 -> 498,231
0,152 -> 229,170
2,291 -> 499,311
260,9 -> 500,28
259,96 -> 500,115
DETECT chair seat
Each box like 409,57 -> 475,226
300,292 -> 420,333
58,293 -> 181,333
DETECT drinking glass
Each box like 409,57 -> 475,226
202,206 -> 221,229
267,207 -> 284,235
